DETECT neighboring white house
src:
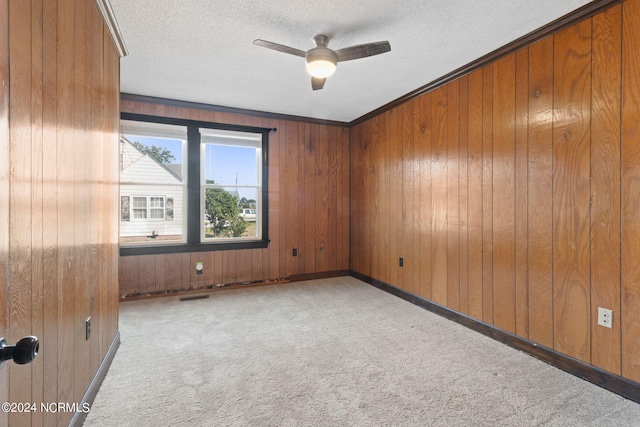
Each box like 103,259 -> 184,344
119,137 -> 185,243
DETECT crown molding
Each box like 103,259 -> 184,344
94,0 -> 128,57
120,93 -> 351,127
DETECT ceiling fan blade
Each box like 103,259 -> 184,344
311,77 -> 326,91
253,39 -> 306,58
335,41 -> 391,62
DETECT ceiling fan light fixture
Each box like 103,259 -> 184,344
306,58 -> 337,78
254,35 -> 390,90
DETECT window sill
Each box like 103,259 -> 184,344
119,240 -> 269,256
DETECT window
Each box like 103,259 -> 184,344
120,120 -> 186,245
201,128 -> 263,242
119,113 -> 271,256
130,196 -> 166,220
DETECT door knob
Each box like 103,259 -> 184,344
0,336 -> 39,369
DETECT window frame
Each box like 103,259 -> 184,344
200,129 -> 263,243
119,113 -> 271,256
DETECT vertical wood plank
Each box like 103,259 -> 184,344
213,251 -> 224,285
482,64 -> 494,324
164,253 -> 183,290
30,1 -> 46,422
378,118 -> 388,279
326,126 -> 339,271
285,122 -> 300,276
349,124 -> 362,273
467,69 -> 484,321
118,256 -> 140,296
402,100 -> 415,293
387,108 -> 399,287
447,80 -> 460,311
458,75 -> 469,316
236,250 -> 252,283
621,0 -> 640,383
298,122 -> 308,274
41,1 -> 59,422
251,248 -> 263,282
223,250 -> 236,284
369,117 -> 382,280
153,253 -> 165,291
56,1 -> 76,423
590,5 -> 621,375
8,1 -> 33,424
492,54 -> 516,334
527,36 -> 555,348
303,123 -> 316,273
360,119 -> 378,276
552,20 -> 592,363
395,108 -> 404,289
279,121 -> 290,278
359,119 -> 377,276
338,126 -> 350,271
316,124 -> 329,272
196,250 -> 213,287
431,86 -> 448,305
514,47 -> 530,339
182,252 -> 195,289
0,1 -> 8,422
416,92 -> 432,301
73,0 -> 89,405
188,252 -> 200,289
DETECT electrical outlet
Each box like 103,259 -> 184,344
195,262 -> 203,275
399,257 -> 404,267
597,307 -> 613,329
292,248 -> 297,257
85,317 -> 91,340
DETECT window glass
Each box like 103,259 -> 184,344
201,128 -> 262,242
119,120 -> 186,245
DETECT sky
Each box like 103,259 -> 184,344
127,135 -> 258,199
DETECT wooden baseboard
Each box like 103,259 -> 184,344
289,270 -> 350,282
350,270 -> 640,404
69,331 -> 121,427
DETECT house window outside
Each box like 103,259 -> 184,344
132,197 -> 148,219
119,113 -> 270,256
150,197 -> 165,219
130,196 -> 166,220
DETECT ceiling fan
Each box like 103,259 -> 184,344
253,34 -> 391,90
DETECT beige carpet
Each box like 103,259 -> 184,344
83,276 -> 640,426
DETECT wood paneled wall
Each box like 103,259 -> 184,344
6,1 -> 120,426
119,100 -> 350,296
1,1 -> 10,425
351,2 -> 640,384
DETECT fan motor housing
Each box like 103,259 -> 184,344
305,47 -> 338,65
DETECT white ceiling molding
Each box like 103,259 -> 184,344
94,0 -> 128,58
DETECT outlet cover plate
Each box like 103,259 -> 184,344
86,316 -> 91,340
597,307 -> 613,329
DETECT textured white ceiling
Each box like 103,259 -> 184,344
110,0 -> 593,123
